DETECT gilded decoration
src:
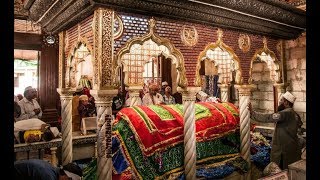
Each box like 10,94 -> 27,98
238,34 -> 251,53
180,25 -> 198,46
114,13 -> 124,39
92,8 -> 118,90
116,18 -> 188,88
93,10 -> 99,88
65,38 -> 93,88
195,29 -> 243,86
59,31 -> 65,88
249,37 -> 282,84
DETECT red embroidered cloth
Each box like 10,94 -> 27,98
113,102 -> 239,156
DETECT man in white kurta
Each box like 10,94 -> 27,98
17,86 -> 42,121
142,83 -> 164,106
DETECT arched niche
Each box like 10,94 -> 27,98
195,29 -> 242,87
116,18 -> 188,89
195,29 -> 242,102
249,37 -> 281,114
65,38 -> 93,88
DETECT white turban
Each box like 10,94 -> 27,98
161,81 -> 168,86
282,91 -> 296,103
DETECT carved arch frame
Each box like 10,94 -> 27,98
195,39 -> 242,86
248,44 -> 281,84
65,37 -> 93,88
116,19 -> 188,88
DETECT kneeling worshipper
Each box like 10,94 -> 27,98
14,118 -> 61,144
142,83 -> 164,105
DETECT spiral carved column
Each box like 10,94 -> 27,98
234,85 -> 255,161
235,85 -> 255,179
91,89 -> 117,180
128,86 -> 143,106
94,100 -> 112,131
180,87 -> 201,180
57,88 -> 75,165
218,84 -> 230,102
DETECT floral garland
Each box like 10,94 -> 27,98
250,131 -> 270,147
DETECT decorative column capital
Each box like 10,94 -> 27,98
178,87 -> 201,101
90,89 -> 118,103
234,84 -> 256,96
218,84 -> 230,91
57,88 -> 75,97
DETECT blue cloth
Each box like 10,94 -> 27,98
112,137 -> 129,173
14,159 -> 60,180
251,143 -> 271,169
178,165 -> 236,180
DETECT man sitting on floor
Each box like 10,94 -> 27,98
17,86 -> 42,121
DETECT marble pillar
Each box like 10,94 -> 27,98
179,87 -> 201,180
57,88 -> 75,165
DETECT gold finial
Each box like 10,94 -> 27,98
217,28 -> 223,41
149,17 -> 156,33
263,36 -> 267,48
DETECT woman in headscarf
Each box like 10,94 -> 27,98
142,83 -> 164,106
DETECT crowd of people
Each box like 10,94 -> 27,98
111,81 -> 185,115
13,85 -> 97,144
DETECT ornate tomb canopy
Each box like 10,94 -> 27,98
22,0 -> 305,39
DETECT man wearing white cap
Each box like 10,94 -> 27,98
160,81 -> 169,96
16,86 -> 42,121
248,91 -> 303,170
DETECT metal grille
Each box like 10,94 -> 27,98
121,39 -> 171,86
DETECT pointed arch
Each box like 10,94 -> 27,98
116,18 -> 188,88
249,37 -> 281,84
195,29 -> 242,86
65,37 -> 93,88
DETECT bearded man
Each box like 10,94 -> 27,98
248,91 -> 303,169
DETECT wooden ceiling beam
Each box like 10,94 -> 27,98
14,32 -> 42,50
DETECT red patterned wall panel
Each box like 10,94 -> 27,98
64,15 -> 94,67
114,12 -> 281,85
64,11 -> 281,85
